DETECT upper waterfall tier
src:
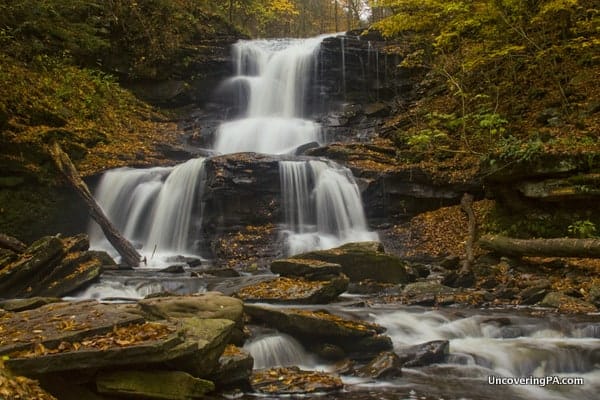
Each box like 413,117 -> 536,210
214,37 -> 327,155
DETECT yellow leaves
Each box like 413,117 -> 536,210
266,0 -> 298,16
10,322 -> 175,359
237,277 -> 324,300
0,364 -> 56,400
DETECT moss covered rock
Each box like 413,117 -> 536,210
292,242 -> 411,284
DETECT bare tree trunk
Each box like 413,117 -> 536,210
460,193 -> 476,271
49,143 -> 141,267
479,235 -> 600,258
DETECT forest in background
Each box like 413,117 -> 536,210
0,0 -> 598,240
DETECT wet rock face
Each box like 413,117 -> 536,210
201,153 -> 282,234
123,33 -> 241,107
397,340 -> 450,367
317,34 -> 409,104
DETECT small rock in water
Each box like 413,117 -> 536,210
357,351 -> 402,379
397,340 -> 449,367
160,265 -> 186,274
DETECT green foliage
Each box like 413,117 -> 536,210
568,220 -> 597,238
492,135 -> 545,162
407,129 -> 449,151
371,0 -> 600,159
0,0 -> 236,79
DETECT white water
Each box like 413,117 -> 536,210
244,332 -> 316,370
280,160 -> 377,255
89,35 -> 376,266
89,157 -> 206,265
371,309 -> 600,400
214,37 -> 325,154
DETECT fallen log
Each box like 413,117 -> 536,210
49,143 -> 141,267
479,234 -> 600,258
0,233 -> 26,253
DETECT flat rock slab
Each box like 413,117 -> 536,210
5,321 -> 191,375
0,300 -> 143,355
235,275 -> 349,304
97,370 -> 214,400
251,367 -> 343,395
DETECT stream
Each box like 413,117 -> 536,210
80,35 -> 600,399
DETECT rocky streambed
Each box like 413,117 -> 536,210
1,235 -> 600,400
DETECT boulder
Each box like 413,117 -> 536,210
0,363 -> 57,400
168,318 -> 235,377
518,280 -> 551,305
442,270 -> 475,288
397,340 -> 450,367
538,292 -> 598,313
270,258 -> 342,281
357,351 -> 402,379
208,345 -> 254,388
235,275 -> 349,304
201,153 -> 282,231
96,370 -> 214,400
250,367 -> 343,395
589,284 -> 600,307
138,292 -> 244,328
244,304 -> 392,358
292,242 -> 411,284
139,292 -> 244,344
402,281 -> 456,306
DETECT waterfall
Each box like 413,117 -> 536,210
244,332 -> 315,370
90,158 -> 206,263
279,160 -> 378,255
90,34 -> 377,264
214,37 -> 326,155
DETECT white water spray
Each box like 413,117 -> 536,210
214,38 -> 326,154
280,160 -> 377,255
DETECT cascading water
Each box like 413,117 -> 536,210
89,34 -> 376,264
214,38 -> 325,154
280,159 -> 377,255
243,332 -> 315,370
89,157 -> 206,264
